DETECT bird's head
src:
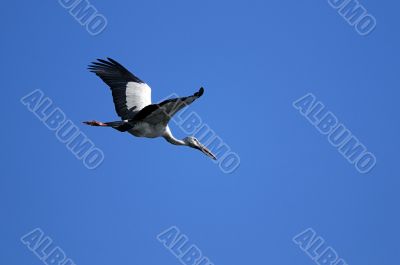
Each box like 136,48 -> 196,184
183,136 -> 217,160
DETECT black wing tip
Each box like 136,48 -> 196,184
88,57 -> 112,68
106,57 -> 118,64
87,57 -> 145,84
196,87 -> 204,97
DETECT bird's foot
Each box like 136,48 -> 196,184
83,120 -> 108,126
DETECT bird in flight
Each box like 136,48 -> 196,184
83,58 -> 217,160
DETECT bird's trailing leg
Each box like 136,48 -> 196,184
83,120 -> 133,132
83,120 -> 108,126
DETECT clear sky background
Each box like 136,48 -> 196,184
1,0 -> 399,264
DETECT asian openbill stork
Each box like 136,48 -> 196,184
83,58 -> 216,160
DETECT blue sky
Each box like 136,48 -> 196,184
1,0 -> 399,264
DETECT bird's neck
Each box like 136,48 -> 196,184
163,127 -> 186,146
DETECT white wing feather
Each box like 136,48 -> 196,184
126,82 -> 152,111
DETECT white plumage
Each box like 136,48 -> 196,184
125,82 -> 152,112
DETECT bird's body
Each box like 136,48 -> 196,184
128,122 -> 167,138
84,58 -> 216,160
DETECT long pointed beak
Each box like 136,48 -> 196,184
197,144 -> 217,160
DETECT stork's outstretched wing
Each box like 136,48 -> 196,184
88,58 -> 152,120
134,87 -> 204,125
